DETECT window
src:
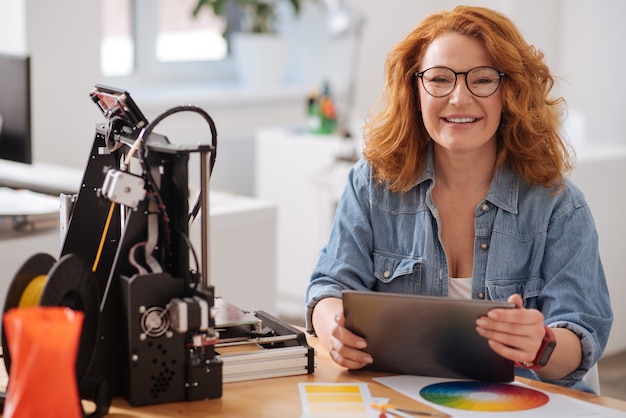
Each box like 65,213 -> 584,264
100,0 -> 345,91
101,0 -> 235,84
101,0 -> 133,77
156,0 -> 226,62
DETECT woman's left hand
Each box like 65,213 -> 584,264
475,293 -> 546,365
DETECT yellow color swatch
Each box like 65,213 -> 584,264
299,383 -> 377,417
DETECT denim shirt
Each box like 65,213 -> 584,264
305,149 -> 613,391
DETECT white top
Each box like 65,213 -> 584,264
448,277 -> 472,299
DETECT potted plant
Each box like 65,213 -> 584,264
192,0 -> 308,85
192,0 -> 304,34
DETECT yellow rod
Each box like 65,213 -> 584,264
92,201 -> 116,272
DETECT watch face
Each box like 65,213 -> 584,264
538,342 -> 557,365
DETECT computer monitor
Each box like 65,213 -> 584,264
0,53 -> 32,164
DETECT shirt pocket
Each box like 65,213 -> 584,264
372,251 -> 423,293
485,277 -> 544,306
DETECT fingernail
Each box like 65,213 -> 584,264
476,318 -> 486,327
356,340 -> 366,349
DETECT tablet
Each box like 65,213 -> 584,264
342,290 -> 515,382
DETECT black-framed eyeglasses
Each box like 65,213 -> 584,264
415,66 -> 505,98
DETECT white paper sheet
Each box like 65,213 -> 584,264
299,382 -> 380,418
373,375 -> 626,418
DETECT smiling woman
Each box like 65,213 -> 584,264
306,5 -> 612,396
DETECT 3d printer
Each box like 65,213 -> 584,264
1,85 -> 224,414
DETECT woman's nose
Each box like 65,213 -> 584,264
449,75 -> 474,104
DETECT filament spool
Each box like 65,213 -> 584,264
2,253 -> 100,382
17,275 -> 47,307
2,253 -> 56,372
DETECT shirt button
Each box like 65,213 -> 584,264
383,270 -> 391,279
477,291 -> 485,299
480,242 -> 489,250
481,203 -> 489,212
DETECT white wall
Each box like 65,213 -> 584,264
3,0 -> 624,185
0,0 -> 26,54
558,0 -> 626,146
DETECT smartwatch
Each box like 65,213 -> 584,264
515,325 -> 557,370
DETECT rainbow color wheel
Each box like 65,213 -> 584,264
419,381 -> 549,412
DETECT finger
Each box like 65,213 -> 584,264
486,294 -> 522,321
334,313 -> 345,327
476,324 -> 533,349
486,338 -> 537,364
487,303 -> 543,327
478,313 -> 545,348
507,293 -> 523,309
329,336 -> 373,369
328,349 -> 371,369
333,314 -> 367,349
476,320 -> 543,362
328,315 -> 372,368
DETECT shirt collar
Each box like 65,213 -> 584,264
485,164 -> 519,214
416,144 -> 519,214
415,145 -> 436,186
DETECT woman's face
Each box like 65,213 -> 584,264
417,32 -> 503,156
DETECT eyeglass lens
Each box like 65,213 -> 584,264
419,67 -> 502,97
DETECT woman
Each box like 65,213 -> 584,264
305,6 -> 612,392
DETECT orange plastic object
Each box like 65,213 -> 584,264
3,307 -> 84,418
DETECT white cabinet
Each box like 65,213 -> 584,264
0,190 -> 277,316
190,191 -> 277,313
569,143 -> 626,356
255,127 -> 356,318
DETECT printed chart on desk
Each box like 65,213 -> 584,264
374,376 -> 626,417
299,383 -> 379,418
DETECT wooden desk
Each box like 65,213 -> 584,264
85,335 -> 626,417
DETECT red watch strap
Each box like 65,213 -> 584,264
515,325 -> 556,370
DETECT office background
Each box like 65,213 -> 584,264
1,0 -> 624,173
0,0 -> 625,396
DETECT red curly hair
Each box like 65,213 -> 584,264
362,6 -> 573,193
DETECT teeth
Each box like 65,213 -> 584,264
446,117 -> 476,123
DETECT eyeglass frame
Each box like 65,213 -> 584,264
414,66 -> 506,98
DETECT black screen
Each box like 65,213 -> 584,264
0,53 -> 32,164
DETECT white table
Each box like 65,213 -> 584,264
0,161 -> 278,316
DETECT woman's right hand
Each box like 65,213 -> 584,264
311,297 -> 374,369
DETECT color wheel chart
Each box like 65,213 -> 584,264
419,381 -> 549,412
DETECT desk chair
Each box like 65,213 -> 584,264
583,364 -> 601,394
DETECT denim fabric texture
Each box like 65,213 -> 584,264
305,145 -> 613,390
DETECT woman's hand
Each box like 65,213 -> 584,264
311,297 -> 373,369
476,293 -> 582,379
327,313 -> 374,369
475,294 -> 546,365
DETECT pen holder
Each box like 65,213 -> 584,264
3,306 -> 84,418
